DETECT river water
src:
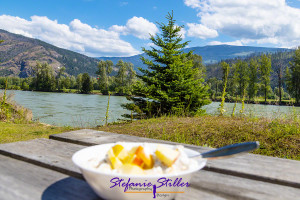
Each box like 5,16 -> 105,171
2,90 -> 299,127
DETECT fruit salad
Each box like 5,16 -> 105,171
86,143 -> 199,175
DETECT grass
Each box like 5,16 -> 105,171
214,96 -> 297,106
65,89 -> 102,94
0,122 -> 76,144
97,115 -> 300,160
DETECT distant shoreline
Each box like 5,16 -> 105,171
2,89 -> 299,107
212,99 -> 299,107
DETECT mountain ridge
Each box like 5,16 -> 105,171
97,45 -> 291,71
0,29 -> 292,77
0,29 -> 99,77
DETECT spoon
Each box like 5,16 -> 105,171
191,141 -> 259,160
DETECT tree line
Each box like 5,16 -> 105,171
1,47 -> 299,107
208,48 -> 300,105
0,60 -> 138,95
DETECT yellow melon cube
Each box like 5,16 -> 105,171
119,163 -> 145,175
155,145 -> 179,167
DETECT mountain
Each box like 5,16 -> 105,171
0,29 -> 292,78
97,45 -> 291,71
186,45 -> 290,64
0,29 -> 99,77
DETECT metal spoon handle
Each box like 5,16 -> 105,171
192,141 -> 259,160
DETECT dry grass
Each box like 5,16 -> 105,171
0,93 -> 32,123
97,115 -> 300,160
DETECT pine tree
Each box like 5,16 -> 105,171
272,52 -> 287,104
288,47 -> 300,104
123,12 -> 210,118
259,54 -> 272,103
248,58 -> 259,101
285,66 -> 292,97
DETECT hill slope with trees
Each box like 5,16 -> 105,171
0,29 -> 99,77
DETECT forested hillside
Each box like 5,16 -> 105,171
0,29 -> 99,77
98,45 -> 291,71
205,50 -> 294,89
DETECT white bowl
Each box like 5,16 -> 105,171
72,142 -> 206,200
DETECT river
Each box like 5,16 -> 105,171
2,90 -> 300,127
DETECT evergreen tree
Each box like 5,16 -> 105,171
236,60 -> 249,98
288,47 -> 300,104
272,53 -> 287,104
115,60 -> 127,95
80,73 -> 93,94
259,54 -> 272,103
123,12 -> 210,118
248,59 -> 259,101
96,60 -> 113,94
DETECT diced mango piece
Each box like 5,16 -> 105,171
123,146 -> 138,163
155,145 -> 180,167
136,146 -> 154,168
109,156 -> 123,169
132,155 -> 144,167
112,144 -> 128,161
143,155 -> 154,169
107,148 -> 115,159
119,164 -> 145,175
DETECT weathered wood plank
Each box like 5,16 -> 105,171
49,129 -> 300,188
0,155 -> 100,200
0,138 -> 299,200
0,138 -> 83,178
0,141 -> 223,200
0,140 -> 238,200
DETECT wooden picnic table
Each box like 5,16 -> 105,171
0,129 -> 299,200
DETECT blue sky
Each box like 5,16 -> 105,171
0,0 -> 300,57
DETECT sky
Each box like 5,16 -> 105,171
0,0 -> 300,57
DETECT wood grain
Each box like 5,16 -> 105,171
49,129 -> 300,188
0,138 -> 299,199
0,155 -> 100,200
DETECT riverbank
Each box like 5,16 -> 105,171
213,97 -> 299,106
0,122 -> 76,144
3,88 -> 299,107
97,115 -> 300,160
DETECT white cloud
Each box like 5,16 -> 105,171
110,16 -> 158,39
208,40 -> 243,46
187,23 -> 218,39
184,0 -> 300,48
0,15 -> 140,57
184,0 -> 202,9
